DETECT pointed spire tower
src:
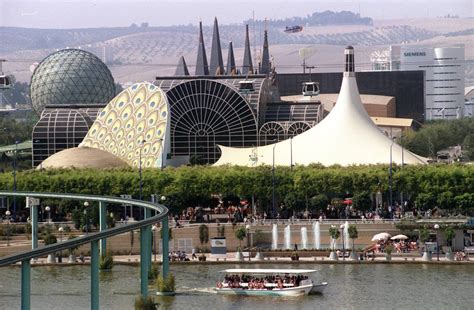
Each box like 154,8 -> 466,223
175,56 -> 190,76
226,41 -> 236,75
260,28 -> 271,74
215,46 -> 427,166
209,17 -> 225,75
195,21 -> 209,75
242,24 -> 253,75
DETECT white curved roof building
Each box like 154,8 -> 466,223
215,47 -> 426,167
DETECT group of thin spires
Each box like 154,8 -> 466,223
175,18 -> 271,76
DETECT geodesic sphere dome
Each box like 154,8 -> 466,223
30,49 -> 116,113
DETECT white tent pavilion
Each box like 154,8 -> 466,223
214,47 -> 426,167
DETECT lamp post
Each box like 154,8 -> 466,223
246,224 -> 251,248
139,140 -> 146,201
246,224 -> 251,260
110,212 -> 114,226
58,226 -> 64,263
45,206 -> 51,223
5,210 -> 11,246
340,224 -> 345,261
272,139 -> 277,218
434,224 -> 440,261
83,202 -> 89,233
12,140 -> 19,217
389,140 -> 394,218
290,136 -> 293,171
152,224 -> 157,262
159,138 -> 164,171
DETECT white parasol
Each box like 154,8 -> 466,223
371,232 -> 391,242
390,234 -> 408,240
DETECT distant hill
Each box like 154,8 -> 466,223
0,25 -> 173,53
0,15 -> 472,85
246,10 -> 373,27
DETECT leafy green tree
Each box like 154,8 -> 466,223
419,226 -> 430,244
328,225 -> 340,251
444,226 -> 456,252
235,227 -> 246,250
347,224 -> 358,252
437,191 -> 454,209
454,193 -> 474,213
309,194 -> 329,211
352,190 -> 371,211
415,193 -> 436,211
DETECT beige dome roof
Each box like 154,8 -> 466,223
39,147 -> 128,169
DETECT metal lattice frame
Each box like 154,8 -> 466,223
258,121 -> 285,145
32,108 -> 98,167
30,49 -> 116,113
287,121 -> 312,137
166,79 -> 258,164
259,121 -> 313,145
264,104 -> 322,123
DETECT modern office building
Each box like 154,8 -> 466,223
371,45 -> 465,120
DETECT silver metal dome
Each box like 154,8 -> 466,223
30,49 -> 115,113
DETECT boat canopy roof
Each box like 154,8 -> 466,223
221,269 -> 316,274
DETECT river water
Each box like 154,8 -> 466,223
0,263 -> 471,309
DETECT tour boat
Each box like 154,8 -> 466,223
215,268 -> 327,296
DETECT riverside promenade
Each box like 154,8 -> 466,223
9,252 -> 472,266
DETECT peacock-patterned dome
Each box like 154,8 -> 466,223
80,82 -> 169,168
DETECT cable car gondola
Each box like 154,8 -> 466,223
0,59 -> 12,89
302,81 -> 319,97
284,25 -> 303,33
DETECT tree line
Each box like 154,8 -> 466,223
0,164 -> 472,216
401,118 -> 474,160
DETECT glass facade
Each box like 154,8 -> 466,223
30,49 -> 116,114
32,107 -> 101,167
165,79 -> 258,164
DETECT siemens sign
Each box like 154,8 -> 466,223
404,52 -> 426,57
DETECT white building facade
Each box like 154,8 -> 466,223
371,45 -> 465,120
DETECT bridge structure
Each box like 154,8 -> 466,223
0,191 -> 170,310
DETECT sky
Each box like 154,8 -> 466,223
0,0 -> 472,28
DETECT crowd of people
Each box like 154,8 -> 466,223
168,250 -> 189,262
217,274 -> 309,290
454,251 -> 468,261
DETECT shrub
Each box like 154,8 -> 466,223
419,226 -> 430,243
99,252 -> 114,270
134,295 -> 158,310
217,224 -> 225,237
199,224 -> 209,245
328,225 -> 340,251
67,235 -> 79,255
235,227 -> 246,249
43,233 -> 57,245
148,264 -> 159,281
156,273 -> 175,293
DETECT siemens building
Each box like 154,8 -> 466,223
371,45 -> 465,120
